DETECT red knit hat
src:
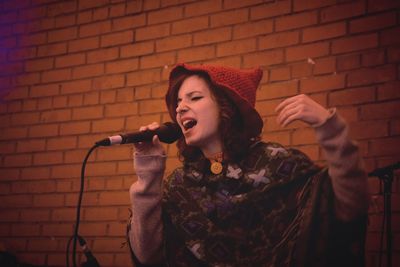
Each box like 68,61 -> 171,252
165,63 -> 264,137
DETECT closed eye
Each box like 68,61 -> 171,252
191,96 -> 203,101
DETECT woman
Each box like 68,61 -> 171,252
128,64 -> 369,267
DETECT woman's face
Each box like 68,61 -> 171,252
175,75 -> 222,154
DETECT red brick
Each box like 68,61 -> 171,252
360,101 -> 400,120
96,146 -> 132,161
30,84 -> 60,97
8,47 -> 36,61
105,102 -> 138,117
72,106 -> 103,120
302,22 -> 346,43
92,118 -> 125,133
330,86 -> 375,106
19,32 -> 47,46
337,54 -> 360,71
55,14 -> 76,27
72,63 -> 104,79
61,79 -> 91,94
381,27 -> 400,46
350,11 -> 396,34
369,137 -> 400,157
15,73 -> 40,86
269,67 -> 290,82
332,33 -> 378,54
101,30 -> 133,47
60,121 -> 91,135
262,131 -> 290,146
47,136 -> 77,150
259,31 -> 300,50
85,162 -> 118,177
4,154 -> 32,167
140,51 -> 176,69
139,99 -> 168,114
148,6 -> 183,24
87,47 -> 118,64
320,1 -> 365,23
177,45 -> 215,63
84,92 -> 100,105
258,80 -> 298,100
286,42 -> 329,62
51,164 -> 80,178
377,81 -> 400,101
55,53 -> 85,68
250,0 -> 291,20
78,223 -> 107,236
78,0 -> 107,10
20,209 -> 50,222
204,56 -> 241,69
368,0 -> 400,12
22,99 -> 37,111
156,34 -> 193,52
20,166 -> 50,180
276,11 -> 318,31
40,109 -> 72,123
144,0 -> 161,11
390,119 -> 400,135
16,139 -> 46,153
185,0 -> 222,17
294,0 -> 335,12
64,149 -> 89,164
193,27 -> 231,46
98,191 -> 129,205
362,50 -> 385,67
301,74 -> 345,93
11,223 -> 40,237
217,38 -> 256,57
11,112 -> 40,125
29,124 -> 58,138
68,94 -> 83,107
100,90 -> 117,103
32,151 -> 63,165
135,24 -> 170,41
5,86 -> 29,100
38,43 -> 67,57
313,57 -> 336,75
68,37 -> 99,52
171,16 -> 209,34
106,58 -> 139,74
79,20 -> 111,38
121,41 -> 155,58
233,19 -> 273,39
112,13 -> 146,30
18,5 -> 47,20
42,68 -> 72,83
210,8 -> 248,27
347,65 -> 396,87
243,50 -> 283,68
125,114 -> 162,131
349,120 -> 388,140
93,74 -> 125,90
388,47 -> 400,63
48,27 -> 77,42
47,1 -> 77,16
51,208 -> 75,222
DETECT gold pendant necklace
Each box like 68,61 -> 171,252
209,152 -> 223,175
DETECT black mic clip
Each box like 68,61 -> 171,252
78,236 -> 100,267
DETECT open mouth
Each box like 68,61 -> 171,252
182,119 -> 197,130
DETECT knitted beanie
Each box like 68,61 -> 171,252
166,63 -> 264,137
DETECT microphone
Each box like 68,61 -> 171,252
78,236 -> 100,267
95,122 -> 182,146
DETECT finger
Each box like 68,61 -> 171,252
139,126 -> 148,132
277,105 -> 299,126
148,122 -> 160,131
281,111 -> 301,127
277,100 -> 301,123
152,135 -> 160,145
275,95 -> 301,113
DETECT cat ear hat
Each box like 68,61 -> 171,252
166,63 -> 264,137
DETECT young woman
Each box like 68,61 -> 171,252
127,64 -> 369,267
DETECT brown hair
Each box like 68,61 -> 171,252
167,72 -> 260,164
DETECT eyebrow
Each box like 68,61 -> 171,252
177,90 -> 202,100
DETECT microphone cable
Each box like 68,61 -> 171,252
66,144 -> 99,267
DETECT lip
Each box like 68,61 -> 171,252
179,116 -> 196,133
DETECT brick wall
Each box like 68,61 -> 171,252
0,0 -> 399,266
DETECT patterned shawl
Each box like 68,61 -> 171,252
130,141 -> 367,267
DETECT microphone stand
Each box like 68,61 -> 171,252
368,162 -> 400,267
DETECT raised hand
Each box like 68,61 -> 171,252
275,94 -> 330,127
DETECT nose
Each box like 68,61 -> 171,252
176,101 -> 188,115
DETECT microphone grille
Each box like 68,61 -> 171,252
158,122 -> 182,144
